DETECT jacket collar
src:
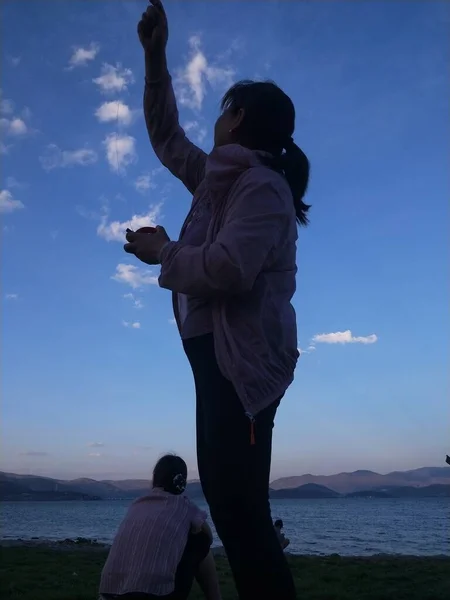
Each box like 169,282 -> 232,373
204,144 -> 272,195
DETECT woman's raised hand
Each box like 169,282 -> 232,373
137,0 -> 168,54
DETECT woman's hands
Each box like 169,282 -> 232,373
137,0 -> 168,54
124,226 -> 171,265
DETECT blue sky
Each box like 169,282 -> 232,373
1,0 -> 448,481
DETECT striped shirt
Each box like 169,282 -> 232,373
99,488 -> 207,596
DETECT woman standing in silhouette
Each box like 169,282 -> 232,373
125,2 -> 311,598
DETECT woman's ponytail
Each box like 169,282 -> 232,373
220,80 -> 311,225
278,142 -> 311,226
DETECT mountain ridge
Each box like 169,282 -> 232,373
1,467 -> 449,499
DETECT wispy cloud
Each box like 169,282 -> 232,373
5,293 -> 19,300
124,293 -> 144,309
20,451 -> 49,457
8,56 -> 21,67
134,445 -> 153,452
40,144 -> 98,171
298,345 -> 316,355
175,35 -> 235,111
93,63 -> 134,94
6,176 -> 27,190
312,330 -> 378,345
122,320 -> 141,329
134,168 -> 162,194
95,101 -> 134,126
103,133 -> 136,172
112,264 -> 158,289
97,205 -> 161,242
183,120 -> 207,144
68,43 -> 100,69
135,174 -> 153,193
88,452 -> 102,458
0,189 -> 24,214
87,442 -> 104,448
1,97 -> 14,115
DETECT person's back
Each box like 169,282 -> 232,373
100,490 -> 203,595
99,454 -> 221,600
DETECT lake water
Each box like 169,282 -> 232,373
2,498 -> 449,556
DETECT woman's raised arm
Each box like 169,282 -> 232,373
139,0 -> 207,195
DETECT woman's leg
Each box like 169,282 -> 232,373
171,531 -> 220,600
184,334 -> 296,600
195,550 -> 222,600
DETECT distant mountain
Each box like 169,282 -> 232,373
270,467 -> 450,494
347,485 -> 450,499
347,490 -> 392,498
270,483 -> 340,499
385,484 -> 450,498
0,471 -> 204,501
1,467 -> 449,500
0,479 -> 101,502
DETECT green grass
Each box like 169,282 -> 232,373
1,547 -> 449,600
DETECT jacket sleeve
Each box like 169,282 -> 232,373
144,72 -> 207,195
158,176 -> 291,296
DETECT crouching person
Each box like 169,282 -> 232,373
99,454 -> 221,600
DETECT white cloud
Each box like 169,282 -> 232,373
40,144 -> 98,171
298,344 -> 316,355
0,189 -> 24,213
68,43 -> 100,68
6,176 -> 26,189
1,98 -> 14,114
5,293 -> 19,300
88,452 -> 102,458
122,320 -> 141,329
0,116 -> 28,136
113,264 -> 158,289
134,168 -> 163,193
0,94 -> 29,136
175,35 -> 235,111
312,330 -> 378,345
95,101 -> 133,126
124,293 -> 144,309
135,174 -> 155,193
87,442 -> 104,448
103,133 -> 136,172
9,118 -> 27,135
97,205 -> 161,242
183,120 -> 207,144
9,56 -> 21,67
93,63 -> 134,93
0,94 -> 30,146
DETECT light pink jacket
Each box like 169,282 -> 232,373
144,73 -> 299,416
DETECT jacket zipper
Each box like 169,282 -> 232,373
245,412 -> 256,446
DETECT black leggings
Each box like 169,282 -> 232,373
101,532 -> 210,600
183,334 -> 297,600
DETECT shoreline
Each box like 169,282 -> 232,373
1,538 -> 449,559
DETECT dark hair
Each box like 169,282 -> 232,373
274,519 -> 283,528
221,80 -> 310,226
152,454 -> 187,495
